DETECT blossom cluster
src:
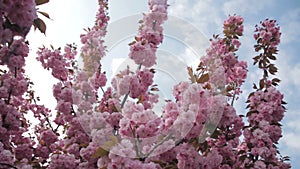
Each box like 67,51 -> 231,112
0,39 -> 29,71
35,1 -> 112,168
254,19 -> 281,48
112,68 -> 154,98
200,15 -> 247,96
129,0 -> 168,67
0,8 -> 36,159
239,87 -> 290,168
80,0 -> 109,76
0,0 -> 37,44
237,19 -> 289,168
37,45 -> 77,81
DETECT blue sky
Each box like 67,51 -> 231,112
27,0 -> 300,168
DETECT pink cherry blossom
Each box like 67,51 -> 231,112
0,0 -> 291,168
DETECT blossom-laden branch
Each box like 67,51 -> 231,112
0,0 -> 291,168
237,19 -> 291,169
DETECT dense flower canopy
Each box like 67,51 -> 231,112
0,0 -> 290,168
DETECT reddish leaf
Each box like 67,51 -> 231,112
210,129 -> 220,139
91,136 -> 119,158
35,0 -> 49,5
253,83 -> 258,89
203,83 -> 212,90
150,68 -> 156,73
68,69 -> 74,75
38,11 -> 51,19
197,73 -> 209,83
198,62 -> 204,68
226,84 -> 234,92
272,81 -> 279,86
33,18 -> 46,34
268,54 -> 276,60
196,62 -> 204,71
264,70 -> 269,78
253,60 -> 258,65
253,55 -> 260,61
152,160 -> 166,167
246,110 -> 258,117
151,87 -> 159,91
269,64 -> 278,75
187,67 -> 196,83
138,94 -> 144,103
247,92 -> 254,100
259,79 -> 265,89
272,78 -> 281,83
128,41 -> 136,46
272,78 -> 281,86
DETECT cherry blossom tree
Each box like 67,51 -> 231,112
0,0 -> 291,168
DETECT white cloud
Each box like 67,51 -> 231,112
168,0 -> 223,36
275,49 -> 300,97
286,119 -> 300,132
284,63 -> 300,88
281,21 -> 300,45
280,132 -> 300,155
108,0 -> 147,21
223,0 -> 273,15
163,15 -> 209,63
280,8 -> 300,44
279,110 -> 300,156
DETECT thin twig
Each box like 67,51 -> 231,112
231,92 -> 236,106
100,86 -> 105,94
130,125 -> 141,158
142,134 -> 171,159
0,162 -> 17,169
121,92 -> 129,108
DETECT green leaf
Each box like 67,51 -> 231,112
33,18 -> 47,34
35,0 -> 49,5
